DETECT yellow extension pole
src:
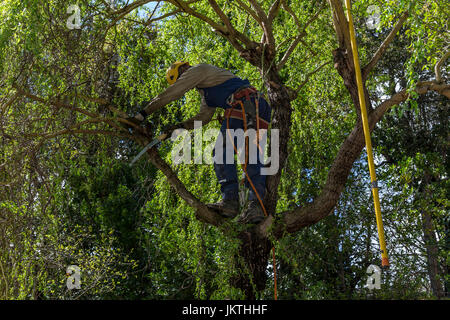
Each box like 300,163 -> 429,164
345,0 -> 389,267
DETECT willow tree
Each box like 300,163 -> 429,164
1,0 -> 448,299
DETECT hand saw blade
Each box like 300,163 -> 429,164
129,133 -> 167,166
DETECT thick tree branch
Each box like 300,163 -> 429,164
248,0 -> 268,23
265,0 -> 282,50
371,81 -> 450,124
145,147 -> 224,226
435,51 -> 450,83
362,12 -> 409,81
258,121 -> 365,238
267,0 -> 282,26
328,0 -> 352,54
170,0 -> 227,33
207,0 -> 234,32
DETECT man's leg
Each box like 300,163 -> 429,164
208,120 -> 240,217
239,97 -> 271,223
245,149 -> 266,201
214,120 -> 240,200
238,134 -> 266,224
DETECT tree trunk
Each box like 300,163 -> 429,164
421,209 -> 444,298
420,173 -> 444,299
262,66 -> 293,216
232,228 -> 272,299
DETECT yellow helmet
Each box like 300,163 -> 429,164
166,61 -> 189,85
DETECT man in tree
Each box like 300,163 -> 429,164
125,61 -> 272,224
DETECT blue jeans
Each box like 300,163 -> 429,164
213,97 -> 271,201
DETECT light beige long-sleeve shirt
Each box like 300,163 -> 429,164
143,64 -> 236,130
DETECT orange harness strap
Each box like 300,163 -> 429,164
224,109 -> 270,129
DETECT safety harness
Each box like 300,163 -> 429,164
225,86 -> 269,130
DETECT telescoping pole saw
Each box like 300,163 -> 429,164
345,0 -> 389,268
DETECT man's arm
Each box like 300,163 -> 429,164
178,95 -> 216,130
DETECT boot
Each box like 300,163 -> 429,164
207,199 -> 239,218
237,200 -> 265,224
